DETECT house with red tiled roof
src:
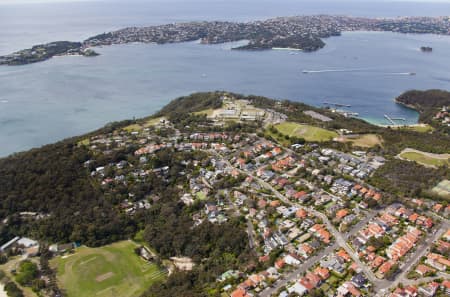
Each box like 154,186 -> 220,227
353,184 -> 362,191
373,193 -> 382,201
386,227 -> 421,260
371,256 -> 385,269
269,200 -> 281,207
231,287 -> 250,297
275,258 -> 285,270
376,260 -> 395,279
433,203 -> 443,213
408,213 -> 419,223
294,191 -> 307,199
389,285 -> 418,297
272,147 -> 282,156
336,209 -> 349,220
296,209 -> 308,219
305,272 -> 322,287
297,243 -> 314,258
313,267 -> 330,280
379,213 -> 398,226
299,278 -> 315,292
415,264 -> 435,277
426,253 -> 447,271
337,281 -> 361,297
441,280 -> 450,295
257,199 -> 267,209
436,240 -> 450,254
336,249 -> 351,262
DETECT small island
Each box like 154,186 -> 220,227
1,15 -> 450,66
420,46 -> 433,52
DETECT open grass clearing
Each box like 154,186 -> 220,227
50,241 -> 165,297
398,148 -> 450,168
77,138 -> 90,146
143,117 -> 166,127
122,117 -> 167,132
274,122 -> 338,142
122,124 -> 143,132
337,134 -> 383,148
394,124 -> 434,133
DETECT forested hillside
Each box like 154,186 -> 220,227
395,89 -> 450,133
0,141 -> 137,246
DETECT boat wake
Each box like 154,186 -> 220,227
302,68 -> 370,73
387,72 -> 416,76
302,68 -> 416,76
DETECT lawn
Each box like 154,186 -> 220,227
122,117 -> 167,132
395,124 -> 434,133
50,241 -> 165,297
275,122 -> 338,142
341,134 -> 382,148
399,151 -> 450,167
123,124 -> 143,132
143,117 -> 166,127
77,138 -> 90,147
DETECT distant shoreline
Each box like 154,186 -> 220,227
1,15 -> 450,66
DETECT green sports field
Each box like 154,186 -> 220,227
51,241 -> 166,297
275,122 -> 338,142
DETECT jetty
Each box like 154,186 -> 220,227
384,114 -> 406,125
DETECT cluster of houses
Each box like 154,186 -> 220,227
434,105 -> 450,126
223,197 -> 340,297
257,202 -> 332,256
352,204 -> 434,279
389,281 -> 450,297
413,228 -> 450,274
119,199 -> 152,215
280,249 -> 370,297
319,149 -> 385,180
74,100 -> 449,297
408,197 -> 450,218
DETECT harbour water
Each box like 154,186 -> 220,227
1,0 -> 450,156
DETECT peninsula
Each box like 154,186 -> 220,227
1,15 -> 450,65
0,91 -> 449,297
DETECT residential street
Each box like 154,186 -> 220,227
374,221 -> 450,297
259,243 -> 338,297
212,150 -> 450,297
